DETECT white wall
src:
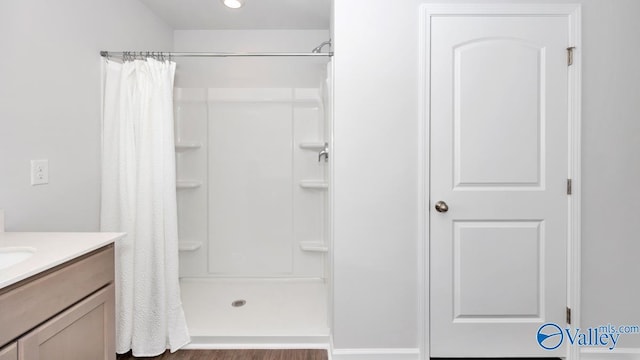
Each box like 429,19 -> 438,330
332,0 -> 640,356
0,0 -> 173,231
579,0 -> 640,349
332,0 -> 423,351
173,30 -> 330,88
174,30 -> 330,53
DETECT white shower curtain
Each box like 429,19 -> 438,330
100,58 -> 190,356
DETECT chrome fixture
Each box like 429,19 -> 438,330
435,201 -> 449,213
318,142 -> 329,162
312,39 -> 332,53
100,51 -> 332,59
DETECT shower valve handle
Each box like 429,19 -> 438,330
318,143 -> 329,162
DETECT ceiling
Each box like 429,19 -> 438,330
138,0 -> 331,30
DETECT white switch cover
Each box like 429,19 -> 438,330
31,159 -> 49,185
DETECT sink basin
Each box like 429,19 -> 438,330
0,247 -> 36,270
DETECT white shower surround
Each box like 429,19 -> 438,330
173,59 -> 331,345
174,86 -> 328,279
167,28 -> 332,347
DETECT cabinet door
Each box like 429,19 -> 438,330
0,343 -> 17,360
18,284 -> 115,360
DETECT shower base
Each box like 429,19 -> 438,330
179,278 -> 329,349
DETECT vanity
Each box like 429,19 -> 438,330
0,232 -> 123,360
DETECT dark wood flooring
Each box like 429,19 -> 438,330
117,349 -> 328,360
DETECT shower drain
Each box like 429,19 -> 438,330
231,299 -> 246,307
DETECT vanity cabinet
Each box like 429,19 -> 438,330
18,284 -> 114,359
0,244 -> 115,360
0,343 -> 17,360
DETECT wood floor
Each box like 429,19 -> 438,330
117,349 -> 328,360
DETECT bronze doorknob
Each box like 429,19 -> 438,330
435,201 -> 449,213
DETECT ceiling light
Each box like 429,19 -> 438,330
222,0 -> 244,9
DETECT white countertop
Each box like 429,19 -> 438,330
0,232 -> 124,290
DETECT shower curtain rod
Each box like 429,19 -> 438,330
100,51 -> 333,58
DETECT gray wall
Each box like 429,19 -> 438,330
580,0 -> 640,348
0,0 -> 173,231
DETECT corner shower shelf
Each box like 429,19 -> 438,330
299,241 -> 329,253
299,180 -> 328,190
176,180 -> 202,189
299,142 -> 326,151
178,241 -> 203,252
175,142 -> 202,151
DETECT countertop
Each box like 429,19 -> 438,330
0,232 -> 124,290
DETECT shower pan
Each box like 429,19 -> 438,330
172,56 -> 332,348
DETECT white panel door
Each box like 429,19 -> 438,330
429,11 -> 570,357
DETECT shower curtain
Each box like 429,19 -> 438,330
100,58 -> 190,356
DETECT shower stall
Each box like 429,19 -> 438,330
172,52 -> 332,347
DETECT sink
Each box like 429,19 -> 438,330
0,247 -> 36,270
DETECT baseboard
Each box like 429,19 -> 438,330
183,335 -> 330,350
581,347 -> 640,360
331,348 -> 421,360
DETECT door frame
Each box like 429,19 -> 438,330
418,4 -> 582,359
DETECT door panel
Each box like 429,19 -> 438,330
454,220 -> 542,318
429,13 -> 569,357
455,39 -> 543,188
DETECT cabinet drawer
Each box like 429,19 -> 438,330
0,343 -> 17,360
0,245 -> 114,346
19,283 -> 115,360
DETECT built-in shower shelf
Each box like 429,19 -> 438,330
299,180 -> 328,189
179,241 -> 203,252
176,180 -> 202,189
175,142 -> 202,151
299,241 -> 328,253
299,142 -> 326,151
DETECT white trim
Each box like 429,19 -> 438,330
329,334 -> 335,360
331,348 -> 421,360
420,4 -> 582,360
421,3 -> 582,15
567,5 -> 583,360
183,335 -> 330,350
417,4 -> 429,360
581,348 -> 640,360
327,56 -> 336,349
